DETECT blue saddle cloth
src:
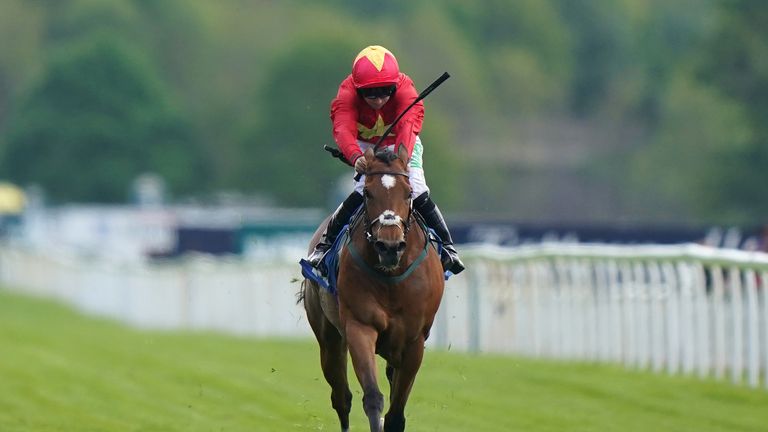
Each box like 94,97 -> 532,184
299,222 -> 453,296
299,224 -> 350,296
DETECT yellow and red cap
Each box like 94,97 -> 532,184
351,45 -> 400,89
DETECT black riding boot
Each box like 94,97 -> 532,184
413,192 -> 465,275
308,191 -> 364,270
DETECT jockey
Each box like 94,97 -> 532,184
307,45 -> 465,275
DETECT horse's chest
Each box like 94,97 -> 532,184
340,289 -> 420,334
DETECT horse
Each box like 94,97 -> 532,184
300,145 -> 446,432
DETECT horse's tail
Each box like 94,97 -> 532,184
296,278 -> 308,305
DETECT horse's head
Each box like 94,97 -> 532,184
361,145 -> 413,272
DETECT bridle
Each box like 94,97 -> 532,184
346,168 -> 432,282
360,170 -> 413,245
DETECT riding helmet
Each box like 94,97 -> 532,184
351,45 -> 400,89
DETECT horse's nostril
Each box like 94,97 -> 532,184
374,241 -> 388,254
397,242 -> 406,252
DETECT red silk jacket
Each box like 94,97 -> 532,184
331,73 -> 424,165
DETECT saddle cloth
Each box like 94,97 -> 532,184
299,224 -> 351,296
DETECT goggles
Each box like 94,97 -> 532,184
358,85 -> 396,99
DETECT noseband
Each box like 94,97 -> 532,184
361,171 -> 413,244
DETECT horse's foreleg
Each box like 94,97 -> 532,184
304,284 -> 352,431
346,319 -> 384,432
319,326 -> 352,431
384,339 -> 425,432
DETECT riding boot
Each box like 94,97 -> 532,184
308,191 -> 364,270
413,192 -> 465,275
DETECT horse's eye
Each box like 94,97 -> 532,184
363,188 -> 372,199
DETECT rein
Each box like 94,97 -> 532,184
346,231 -> 429,284
345,169 -> 429,283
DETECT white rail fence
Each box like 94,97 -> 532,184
454,243 -> 768,390
1,242 -> 767,389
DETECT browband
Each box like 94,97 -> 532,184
365,171 -> 410,178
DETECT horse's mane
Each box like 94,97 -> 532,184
374,148 -> 399,165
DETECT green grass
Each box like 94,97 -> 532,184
1,288 -> 767,432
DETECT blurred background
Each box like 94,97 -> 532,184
3,3 -> 768,423
1,0 -> 767,258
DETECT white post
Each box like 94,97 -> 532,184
585,260 -> 599,362
540,260 -> 556,358
594,260 -> 611,362
662,262 -> 680,375
556,258 -> 570,359
608,260 -> 623,363
744,269 -> 760,388
693,263 -> 711,379
711,265 -> 727,380
678,261 -> 696,375
729,266 -> 744,385
633,261 -> 650,370
648,260 -> 666,373
620,262 -> 636,368
762,271 -> 768,390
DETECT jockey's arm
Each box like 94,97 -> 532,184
392,77 -> 424,158
331,85 -> 364,165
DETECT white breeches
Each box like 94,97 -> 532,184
353,136 -> 429,198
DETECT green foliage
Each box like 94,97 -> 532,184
631,72 -> 753,223
45,0 -> 141,43
237,36 -> 360,207
445,0 -> 573,114
555,0 -> 635,114
696,0 -> 768,224
0,0 -> 767,224
0,0 -> 44,122
1,36 -> 207,202
417,108 -> 464,209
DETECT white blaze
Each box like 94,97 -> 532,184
381,174 -> 396,189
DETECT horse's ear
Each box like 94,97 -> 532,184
397,144 -> 409,165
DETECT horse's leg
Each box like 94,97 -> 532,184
383,339 -> 425,432
319,323 -> 353,431
346,319 -> 385,432
304,285 -> 352,431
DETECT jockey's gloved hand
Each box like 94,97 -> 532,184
354,156 -> 368,174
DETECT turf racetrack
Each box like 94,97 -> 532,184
1,289 -> 766,432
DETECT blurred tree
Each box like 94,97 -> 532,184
692,0 -> 768,222
1,0 -> 765,224
236,35 -> 360,208
554,0 -> 634,115
630,71 -> 752,223
1,37 -> 208,202
445,0 -> 573,115
0,0 -> 44,131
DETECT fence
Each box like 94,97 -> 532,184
453,243 -> 768,390
1,242 -> 767,389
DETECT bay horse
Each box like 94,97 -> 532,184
300,145 -> 445,431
